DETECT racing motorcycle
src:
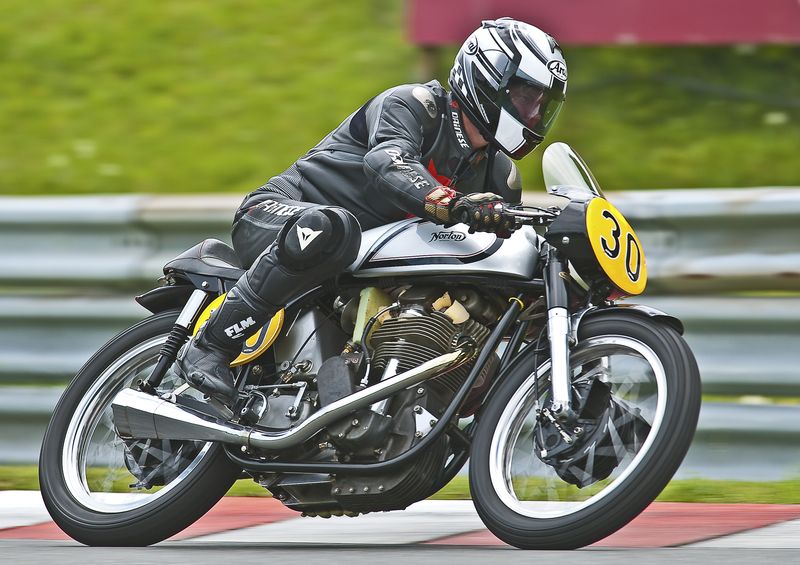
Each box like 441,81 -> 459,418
39,143 -> 701,549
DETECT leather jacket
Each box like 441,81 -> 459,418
248,80 -> 522,230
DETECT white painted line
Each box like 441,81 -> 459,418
0,491 -> 52,530
190,500 -> 485,545
691,518 -> 800,549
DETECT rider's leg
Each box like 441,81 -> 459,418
177,202 -> 361,406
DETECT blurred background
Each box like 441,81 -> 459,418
1,0 -> 799,195
0,0 -> 799,498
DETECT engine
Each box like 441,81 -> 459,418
369,286 -> 500,411
258,285 -> 503,516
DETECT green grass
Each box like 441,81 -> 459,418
702,395 -> 800,406
429,476 -> 800,504
0,2 -> 798,197
3,466 -> 799,503
0,466 -> 40,491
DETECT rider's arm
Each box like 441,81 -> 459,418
362,88 -> 445,220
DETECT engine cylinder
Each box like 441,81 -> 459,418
370,311 -> 491,396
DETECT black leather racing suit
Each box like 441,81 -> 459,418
176,80 -> 525,406
231,79 -> 522,266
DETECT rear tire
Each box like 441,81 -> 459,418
469,313 -> 701,549
39,310 -> 241,546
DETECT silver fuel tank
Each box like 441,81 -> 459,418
347,219 -> 541,279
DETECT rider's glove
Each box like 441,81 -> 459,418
423,186 -> 459,224
450,192 -> 517,238
424,187 -> 517,238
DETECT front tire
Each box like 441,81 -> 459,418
39,310 -> 241,546
469,313 -> 701,549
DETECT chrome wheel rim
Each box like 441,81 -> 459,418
61,335 -> 211,513
488,335 -> 667,519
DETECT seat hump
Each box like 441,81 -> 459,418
164,238 -> 245,281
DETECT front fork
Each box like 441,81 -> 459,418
139,289 -> 210,394
544,247 -> 575,420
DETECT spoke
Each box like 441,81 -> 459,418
62,333 -> 214,512
498,338 -> 666,517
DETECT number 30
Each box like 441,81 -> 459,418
600,211 -> 641,283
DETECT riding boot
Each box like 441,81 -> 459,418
178,205 -> 362,408
177,277 -> 279,407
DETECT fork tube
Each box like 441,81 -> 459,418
139,289 -> 210,394
544,247 -> 574,419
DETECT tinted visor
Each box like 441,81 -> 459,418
503,77 -> 564,140
471,64 -> 566,159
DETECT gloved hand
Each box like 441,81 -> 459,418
424,187 -> 517,237
450,192 -> 517,237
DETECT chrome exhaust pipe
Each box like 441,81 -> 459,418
112,347 -> 470,451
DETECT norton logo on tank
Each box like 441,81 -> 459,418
429,231 -> 466,243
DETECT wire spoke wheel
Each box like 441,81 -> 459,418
469,313 -> 700,549
39,310 -> 240,546
490,336 -> 665,518
61,335 -> 209,513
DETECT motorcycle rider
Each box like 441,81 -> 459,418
176,18 -> 568,407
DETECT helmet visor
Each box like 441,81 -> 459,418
495,77 -> 564,159
508,78 -> 564,136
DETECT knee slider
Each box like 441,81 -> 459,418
277,207 -> 361,271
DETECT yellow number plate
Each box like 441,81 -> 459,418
585,198 -> 647,296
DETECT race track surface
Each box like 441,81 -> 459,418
2,492 -> 799,564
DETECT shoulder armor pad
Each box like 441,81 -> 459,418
392,83 -> 442,122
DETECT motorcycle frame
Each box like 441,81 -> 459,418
133,240 -> 583,477
131,237 -> 683,483
224,292 -> 524,475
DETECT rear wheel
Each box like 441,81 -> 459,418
39,310 -> 241,546
469,313 -> 700,549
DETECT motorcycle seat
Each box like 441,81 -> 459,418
164,238 -> 245,282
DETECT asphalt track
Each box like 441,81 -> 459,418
2,493 -> 800,565
2,543 -> 799,565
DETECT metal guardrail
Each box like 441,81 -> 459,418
0,196 -> 240,293
644,296 -> 800,396
2,189 -> 799,292
0,190 -> 798,478
0,195 -> 236,290
530,187 -> 800,294
2,386 -> 797,480
614,188 -> 800,294
2,294 -> 798,396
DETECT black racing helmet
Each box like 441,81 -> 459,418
449,18 -> 567,160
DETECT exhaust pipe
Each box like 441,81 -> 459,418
112,347 -> 470,451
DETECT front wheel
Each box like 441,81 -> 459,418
39,310 -> 241,546
469,313 -> 701,549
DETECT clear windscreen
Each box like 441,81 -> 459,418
542,142 -> 605,200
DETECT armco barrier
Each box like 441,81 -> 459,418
2,386 -> 797,480
609,188 -> 800,294
0,190 -> 799,478
2,189 -> 799,292
0,195 -> 237,290
2,294 -> 798,396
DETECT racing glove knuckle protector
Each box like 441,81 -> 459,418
425,188 -> 516,238
424,186 -> 458,224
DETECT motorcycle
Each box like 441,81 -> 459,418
39,142 -> 701,549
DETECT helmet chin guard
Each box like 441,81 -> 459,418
449,18 -> 567,160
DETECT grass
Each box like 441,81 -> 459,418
0,2 -> 798,197
431,476 -> 800,504
3,466 -> 799,504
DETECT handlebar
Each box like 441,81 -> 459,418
505,206 -> 560,227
